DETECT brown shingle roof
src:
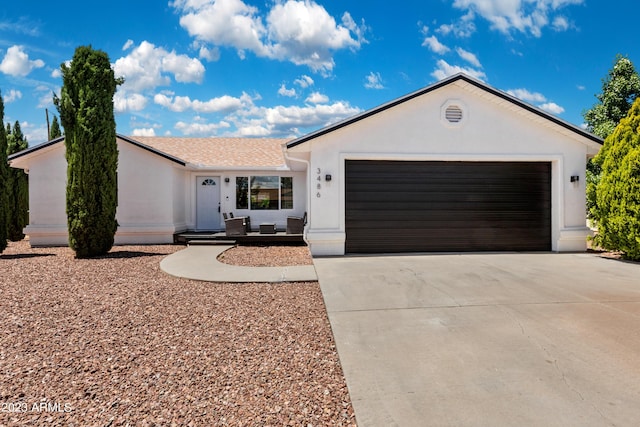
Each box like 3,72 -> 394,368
129,136 -> 292,168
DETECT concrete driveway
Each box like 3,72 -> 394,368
314,253 -> 640,427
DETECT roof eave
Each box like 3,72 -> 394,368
116,134 -> 187,166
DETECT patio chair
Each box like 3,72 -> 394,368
224,217 -> 246,236
286,211 -> 307,234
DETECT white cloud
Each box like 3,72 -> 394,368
154,92 -> 244,113
162,52 -> 206,84
364,71 -> 384,89
198,45 -> 220,61
18,121 -> 48,145
122,39 -> 134,50
436,11 -> 476,38
431,59 -> 486,81
35,85 -> 56,109
305,92 -> 329,104
4,89 -> 22,103
132,127 -> 156,136
51,68 -> 61,78
113,41 -> 204,92
173,0 -> 267,55
294,75 -> 314,88
267,4 -> 365,73
552,16 -> 570,31
174,119 -> 231,136
451,0 -> 584,37
507,88 -> 546,103
0,45 -> 45,77
422,35 -> 450,54
539,102 -> 564,114
278,84 -> 296,97
227,99 -> 361,137
114,92 -> 148,113
507,87 -> 565,114
171,0 -> 366,74
456,47 -> 481,67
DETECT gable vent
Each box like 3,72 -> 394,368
445,105 -> 463,123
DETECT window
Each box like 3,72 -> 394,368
201,178 -> 217,186
236,175 -> 293,210
236,177 -> 248,209
280,177 -> 293,209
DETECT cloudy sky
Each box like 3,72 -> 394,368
0,0 -> 637,145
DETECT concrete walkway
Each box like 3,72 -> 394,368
160,245 -> 318,282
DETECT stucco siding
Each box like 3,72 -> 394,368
115,140 -> 181,244
23,146 -> 68,246
292,83 -> 597,255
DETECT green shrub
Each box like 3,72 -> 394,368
591,98 -> 640,260
6,121 -> 29,241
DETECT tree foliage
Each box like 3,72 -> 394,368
584,55 -> 640,140
50,115 -> 62,139
6,121 -> 29,241
584,55 -> 640,217
0,93 -> 8,253
591,98 -> 640,260
53,45 -> 123,258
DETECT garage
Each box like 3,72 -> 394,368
345,160 -> 551,253
286,73 -> 603,256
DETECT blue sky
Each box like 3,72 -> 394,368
0,0 -> 637,145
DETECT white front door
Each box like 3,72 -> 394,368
196,176 -> 221,230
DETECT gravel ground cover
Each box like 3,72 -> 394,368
0,240 -> 354,426
217,245 -> 314,267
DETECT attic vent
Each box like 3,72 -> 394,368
445,105 -> 463,123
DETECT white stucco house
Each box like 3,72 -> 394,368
9,73 -> 602,256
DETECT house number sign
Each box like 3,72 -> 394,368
316,168 -> 322,198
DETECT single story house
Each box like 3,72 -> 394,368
9,73 -> 602,256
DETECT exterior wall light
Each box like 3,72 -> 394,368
325,174 -> 332,182
224,177 -> 230,183
570,175 -> 579,183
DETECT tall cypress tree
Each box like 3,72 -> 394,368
53,46 -> 123,258
50,115 -> 62,139
0,93 -> 8,253
7,121 -> 29,241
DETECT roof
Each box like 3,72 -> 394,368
287,73 -> 604,149
126,136 -> 291,168
9,135 -> 292,169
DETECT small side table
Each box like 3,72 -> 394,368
259,223 -> 277,234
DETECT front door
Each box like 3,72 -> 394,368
196,176 -> 220,230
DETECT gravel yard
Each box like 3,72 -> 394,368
0,240 -> 355,426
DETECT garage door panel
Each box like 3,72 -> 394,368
345,160 -> 551,253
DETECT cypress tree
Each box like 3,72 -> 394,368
53,46 -> 123,258
7,121 -> 29,241
592,98 -> 640,260
584,56 -> 640,219
50,115 -> 62,139
0,93 -> 8,253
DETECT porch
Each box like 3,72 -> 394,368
174,230 -> 305,245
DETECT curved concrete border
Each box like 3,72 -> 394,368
160,245 -> 318,283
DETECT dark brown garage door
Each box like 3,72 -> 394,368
345,160 -> 551,253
